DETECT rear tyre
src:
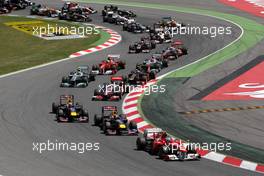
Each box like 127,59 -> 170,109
52,103 -> 58,113
129,121 -> 137,130
136,137 -> 146,150
94,114 -> 102,126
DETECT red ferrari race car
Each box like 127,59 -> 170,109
62,2 -> 97,15
91,55 -> 126,75
30,4 -> 61,18
136,128 -> 201,161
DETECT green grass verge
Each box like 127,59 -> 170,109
0,16 -> 111,75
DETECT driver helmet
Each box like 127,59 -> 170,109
111,110 -> 118,118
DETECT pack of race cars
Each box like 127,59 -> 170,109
0,0 -> 32,14
36,3 -> 199,161
29,2 -> 97,22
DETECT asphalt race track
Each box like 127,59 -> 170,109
0,0 -> 262,175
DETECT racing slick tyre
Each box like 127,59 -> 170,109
89,74 -> 95,82
162,60 -> 168,67
119,62 -> 126,69
61,76 -> 69,83
181,47 -> 188,55
177,151 -> 187,161
136,137 -> 146,150
57,109 -> 64,122
103,121 -> 111,134
52,102 -> 58,113
158,146 -> 169,159
82,110 -> 89,123
94,89 -> 100,96
94,114 -> 102,126
149,71 -> 156,80
151,41 -> 156,49
129,121 -> 137,130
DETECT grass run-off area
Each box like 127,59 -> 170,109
0,16 -> 110,75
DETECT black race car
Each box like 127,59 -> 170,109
52,95 -> 89,123
129,40 -> 156,54
94,106 -> 138,135
0,5 -> 10,14
127,68 -> 156,85
117,9 -> 136,17
103,11 -> 135,25
123,22 -> 149,33
60,66 -> 95,88
10,0 -> 32,10
102,5 -> 118,16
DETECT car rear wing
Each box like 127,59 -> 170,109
152,53 -> 162,58
102,106 -> 117,112
143,128 -> 163,139
162,16 -> 172,20
172,40 -> 183,46
60,95 -> 74,105
111,76 -> 123,81
108,54 -> 120,59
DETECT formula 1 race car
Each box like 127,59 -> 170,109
30,4 -> 61,17
59,8 -> 92,22
101,5 -> 118,16
91,55 -> 125,75
62,2 -> 97,15
160,16 -> 185,28
60,66 -> 95,88
117,9 -> 136,18
9,0 -> 32,10
103,11 -> 135,25
0,6 -> 10,14
128,39 -> 156,54
162,46 -> 188,60
92,81 -> 124,101
110,75 -> 129,93
94,106 -> 138,135
136,128 -> 201,161
123,22 -> 150,33
138,56 -> 168,73
127,68 -> 156,85
150,31 -> 172,44
52,95 -> 89,123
